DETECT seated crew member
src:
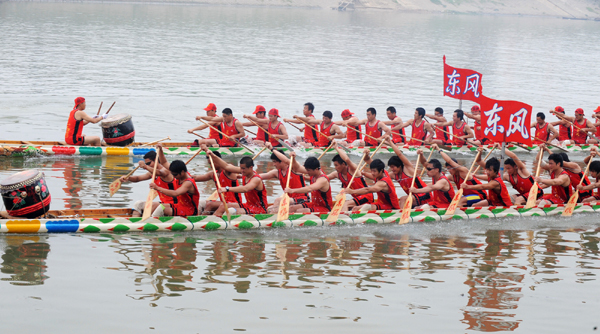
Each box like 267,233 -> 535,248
530,112 -> 559,145
188,103 -> 222,147
435,109 -> 476,147
260,143 -> 309,213
410,156 -> 455,209
538,145 -> 593,202
245,108 -> 288,148
326,142 -> 373,212
149,160 -> 200,217
334,109 -> 362,147
535,153 -> 573,206
383,106 -> 406,144
592,107 -> 600,133
122,149 -> 176,217
192,148 -> 242,214
549,106 -> 573,145
291,110 -> 344,148
196,108 -> 245,147
346,156 -> 400,212
463,105 -> 490,145
206,152 -> 268,216
502,146 -> 544,205
354,108 -> 392,147
242,105 -> 270,145
284,102 -> 319,146
434,144 -> 486,207
65,97 -> 106,146
362,139 -> 429,209
425,107 -> 452,146
392,107 -> 435,146
579,148 -> 600,204
461,157 -> 513,207
551,107 -> 597,145
285,153 -> 333,213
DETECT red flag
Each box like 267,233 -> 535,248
443,55 -> 483,102
478,96 -> 533,145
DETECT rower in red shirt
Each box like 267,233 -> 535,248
245,108 -> 289,147
550,106 -> 573,144
530,112 -> 558,145
580,148 -> 600,204
552,108 -> 597,145
188,103 -> 223,147
435,109 -> 476,147
291,110 -> 344,148
196,108 -> 246,147
334,109 -> 362,146
535,153 -> 573,205
242,105 -> 270,145
462,157 -> 512,207
149,160 -> 200,217
464,105 -> 491,145
392,108 -> 435,146
285,153 -> 333,213
502,147 -> 544,205
354,108 -> 392,147
436,145 -> 487,207
285,102 -> 319,146
65,97 -> 106,146
426,107 -> 452,146
410,154 -> 455,209
538,145 -> 593,202
326,143 -> 374,212
383,106 -> 406,144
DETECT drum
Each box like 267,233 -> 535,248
1,170 -> 51,218
100,113 -> 135,146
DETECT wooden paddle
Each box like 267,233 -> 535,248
292,118 -> 352,153
139,136 -> 171,147
96,102 -> 103,116
208,154 -> 231,222
190,132 -> 207,140
419,147 -> 435,177
317,141 -> 336,160
538,138 -> 568,153
286,121 -> 303,132
562,158 -> 593,216
277,156 -> 295,222
325,138 -> 387,223
198,119 -> 254,152
109,166 -> 140,197
141,152 -> 160,222
245,119 -> 295,151
206,147 -> 267,201
525,147 -> 545,209
105,102 -> 116,115
472,146 -> 497,175
399,158 -> 420,224
252,146 -> 268,160
434,124 -> 481,147
445,150 -> 483,216
510,142 -> 533,152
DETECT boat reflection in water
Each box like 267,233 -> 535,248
0,236 -> 50,286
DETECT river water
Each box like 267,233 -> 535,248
1,2 -> 600,332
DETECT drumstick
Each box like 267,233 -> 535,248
105,102 -> 116,115
96,102 -> 103,116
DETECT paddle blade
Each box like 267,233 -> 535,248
445,189 -> 463,216
525,183 -> 539,209
561,193 -> 579,217
326,194 -> 346,223
141,190 -> 158,222
109,179 -> 121,197
207,190 -> 219,201
399,196 -> 413,224
277,194 -> 291,222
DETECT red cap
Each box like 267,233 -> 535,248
204,103 -> 217,112
471,105 -> 480,112
595,106 -> 600,113
269,108 -> 280,117
253,105 -> 266,114
74,97 -> 85,108
341,109 -> 354,118
555,106 -> 564,113
575,108 -> 584,115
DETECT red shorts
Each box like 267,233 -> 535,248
301,202 -> 330,213
579,191 -> 593,203
240,203 -> 266,214
428,200 -> 450,209
392,137 -> 406,144
414,193 -> 431,207
374,200 -> 398,210
66,135 -> 85,146
172,204 -> 198,217
352,195 -> 371,206
291,195 -> 309,205
541,194 -> 565,204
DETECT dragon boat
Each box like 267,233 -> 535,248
0,140 -> 594,158
0,203 -> 597,234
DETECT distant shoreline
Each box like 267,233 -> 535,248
5,0 -> 600,21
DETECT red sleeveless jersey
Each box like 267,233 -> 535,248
219,119 -> 239,147
173,174 -> 200,216
208,116 -> 221,140
394,170 -> 426,194
347,123 -> 362,142
390,118 -> 406,144
154,175 -> 176,205
65,108 -> 85,145
453,174 -> 486,199
572,118 -> 590,144
435,123 -> 451,144
431,174 -> 456,206
564,168 -> 593,199
215,171 -> 241,204
255,117 -> 269,142
453,122 -> 467,146
278,168 -> 308,201
317,121 -> 333,147
365,120 -> 382,146
309,174 -> 333,210
409,120 -> 427,146
509,172 -> 543,198
340,170 -> 374,202
268,121 -> 282,147
534,122 -> 550,144
487,176 -> 512,207
304,115 -> 318,143
550,170 -> 573,203
474,120 -> 483,141
558,123 -> 571,141
242,173 -> 268,211
374,171 -> 400,210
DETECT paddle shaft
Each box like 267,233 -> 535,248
190,132 -> 207,140
525,148 -> 545,209
419,148 -> 435,177
140,137 -> 171,147
539,138 -> 568,153
96,102 -> 103,116
199,119 -> 253,152
317,141 -> 335,160
105,102 -> 116,115
124,166 -> 140,179
434,124 -> 479,146
462,150 -> 483,186
286,122 -> 303,132
472,147 -> 497,174
252,146 -> 267,160
292,118 -> 351,153
208,155 -> 231,221
184,147 -> 203,165
245,118 -> 291,149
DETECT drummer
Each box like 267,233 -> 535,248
65,97 -> 106,146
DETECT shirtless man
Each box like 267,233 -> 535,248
65,97 -> 106,146
188,103 -> 222,147
196,108 -> 245,147
245,108 -> 289,148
